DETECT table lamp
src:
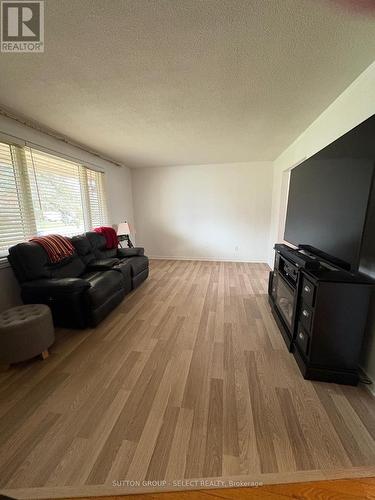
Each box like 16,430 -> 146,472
117,221 -> 133,248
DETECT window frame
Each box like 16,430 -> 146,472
0,141 -> 109,267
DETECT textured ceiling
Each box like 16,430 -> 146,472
0,0 -> 374,167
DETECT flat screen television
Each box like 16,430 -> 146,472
284,114 -> 375,272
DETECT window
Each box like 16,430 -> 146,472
0,143 -> 24,255
0,141 -> 108,260
25,148 -> 86,236
81,166 -> 108,230
0,143 -> 35,256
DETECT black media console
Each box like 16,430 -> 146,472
268,244 -> 373,385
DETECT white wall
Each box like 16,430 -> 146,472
269,61 -> 375,265
132,162 -> 273,262
0,115 -> 134,312
269,61 -> 375,389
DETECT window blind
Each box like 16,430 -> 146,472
0,141 -> 109,261
86,167 -> 108,229
0,143 -> 34,256
25,148 -> 86,237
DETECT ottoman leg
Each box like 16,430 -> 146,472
41,350 -> 49,360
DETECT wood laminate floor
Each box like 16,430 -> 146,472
0,260 -> 375,500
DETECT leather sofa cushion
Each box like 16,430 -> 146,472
8,242 -> 85,282
71,235 -> 95,265
49,256 -> 86,279
85,232 -> 118,259
124,255 -> 149,276
82,270 -> 124,308
8,243 -> 50,282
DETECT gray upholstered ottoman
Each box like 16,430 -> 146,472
0,304 -> 55,367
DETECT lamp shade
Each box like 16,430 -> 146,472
117,222 -> 131,236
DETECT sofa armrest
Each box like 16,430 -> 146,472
117,247 -> 145,258
22,278 -> 91,295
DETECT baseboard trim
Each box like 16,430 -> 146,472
3,466 -> 375,499
149,255 -> 268,264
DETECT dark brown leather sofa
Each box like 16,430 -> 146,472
8,232 -> 149,328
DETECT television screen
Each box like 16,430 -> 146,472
284,115 -> 375,271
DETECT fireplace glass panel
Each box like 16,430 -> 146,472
274,274 -> 294,330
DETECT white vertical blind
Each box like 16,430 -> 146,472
0,141 -> 109,259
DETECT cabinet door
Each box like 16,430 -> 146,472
296,322 -> 310,357
270,271 -> 277,300
299,303 -> 313,332
301,277 -> 315,307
